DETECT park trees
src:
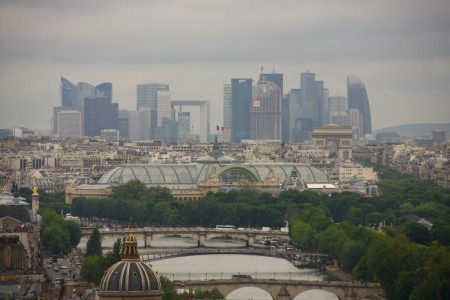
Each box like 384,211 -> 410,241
40,208 -> 80,254
85,228 -> 102,257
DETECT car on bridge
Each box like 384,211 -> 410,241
232,274 -> 252,280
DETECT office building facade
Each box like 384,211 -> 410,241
57,110 -> 82,139
347,76 -> 372,135
231,78 -> 253,143
84,98 -> 118,137
250,81 -> 282,141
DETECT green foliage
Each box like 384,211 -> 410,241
401,222 -> 432,245
80,238 -> 122,285
85,228 -> 102,257
193,289 -> 224,299
367,233 -> 420,299
40,208 -> 80,254
63,220 -> 82,248
39,191 -> 71,214
290,220 -> 316,250
80,255 -> 107,285
160,276 -> 180,300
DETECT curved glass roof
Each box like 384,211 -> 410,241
98,163 -> 330,186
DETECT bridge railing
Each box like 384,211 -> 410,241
159,271 -> 326,282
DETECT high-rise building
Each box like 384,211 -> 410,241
178,111 -> 191,142
137,83 -> 170,110
84,98 -> 118,137
348,108 -> 363,141
281,94 -> 290,143
127,109 -> 152,141
137,83 -> 170,139
329,96 -> 348,126
60,76 -> 77,108
288,89 -> 301,143
57,76 -> 114,136
231,78 -> 252,143
260,72 -> 283,94
300,72 -> 324,127
433,130 -> 448,145
156,90 -> 172,127
223,84 -> 232,143
347,76 -> 372,135
53,106 -> 83,135
57,110 -> 82,139
250,81 -> 282,141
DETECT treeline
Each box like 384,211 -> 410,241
40,208 -> 81,254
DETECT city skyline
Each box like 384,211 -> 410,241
1,1 -> 449,132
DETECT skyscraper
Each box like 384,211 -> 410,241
300,71 -> 324,127
156,90 -> 172,127
329,96 -> 348,126
57,110 -> 82,139
84,98 -> 118,137
57,76 -> 114,137
223,84 -> 231,143
250,81 -> 282,141
137,83 -> 170,139
231,78 -> 252,143
178,111 -> 191,142
136,83 -> 170,110
347,76 -> 372,135
260,72 -> 283,94
348,108 -> 363,140
60,76 -> 77,108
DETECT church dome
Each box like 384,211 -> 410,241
98,230 -> 163,298
99,260 -> 162,295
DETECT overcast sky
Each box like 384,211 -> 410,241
1,0 -> 449,133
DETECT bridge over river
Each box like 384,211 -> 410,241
82,227 -> 290,247
174,279 -> 385,300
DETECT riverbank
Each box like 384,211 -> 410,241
324,265 -> 353,281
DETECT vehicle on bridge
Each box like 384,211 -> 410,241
232,274 -> 252,280
216,225 -> 235,230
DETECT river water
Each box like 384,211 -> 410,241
79,236 -> 339,299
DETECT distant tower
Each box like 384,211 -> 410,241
347,76 -> 372,135
223,84 -> 232,142
300,71 -> 325,127
231,78 -> 253,142
137,83 -> 170,139
250,81 -> 282,141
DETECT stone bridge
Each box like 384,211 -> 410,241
81,227 -> 290,247
175,279 -> 385,300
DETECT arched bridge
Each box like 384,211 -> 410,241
81,227 -> 289,248
175,279 -> 385,300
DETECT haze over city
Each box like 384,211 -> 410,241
1,0 -> 449,132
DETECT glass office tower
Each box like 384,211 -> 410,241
231,78 -> 253,143
347,76 -> 372,135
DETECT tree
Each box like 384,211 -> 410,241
367,233 -> 419,299
410,242 -> 450,300
290,220 -> 316,250
41,223 -> 71,254
431,217 -> 450,246
402,222 -> 432,245
63,220 -> 82,248
80,255 -> 106,285
86,228 -> 102,257
160,275 -> 180,300
105,238 -> 122,267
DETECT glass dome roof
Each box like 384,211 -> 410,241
98,163 -> 330,186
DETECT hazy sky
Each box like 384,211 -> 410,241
1,0 -> 449,133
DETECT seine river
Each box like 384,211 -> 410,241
79,236 -> 339,299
